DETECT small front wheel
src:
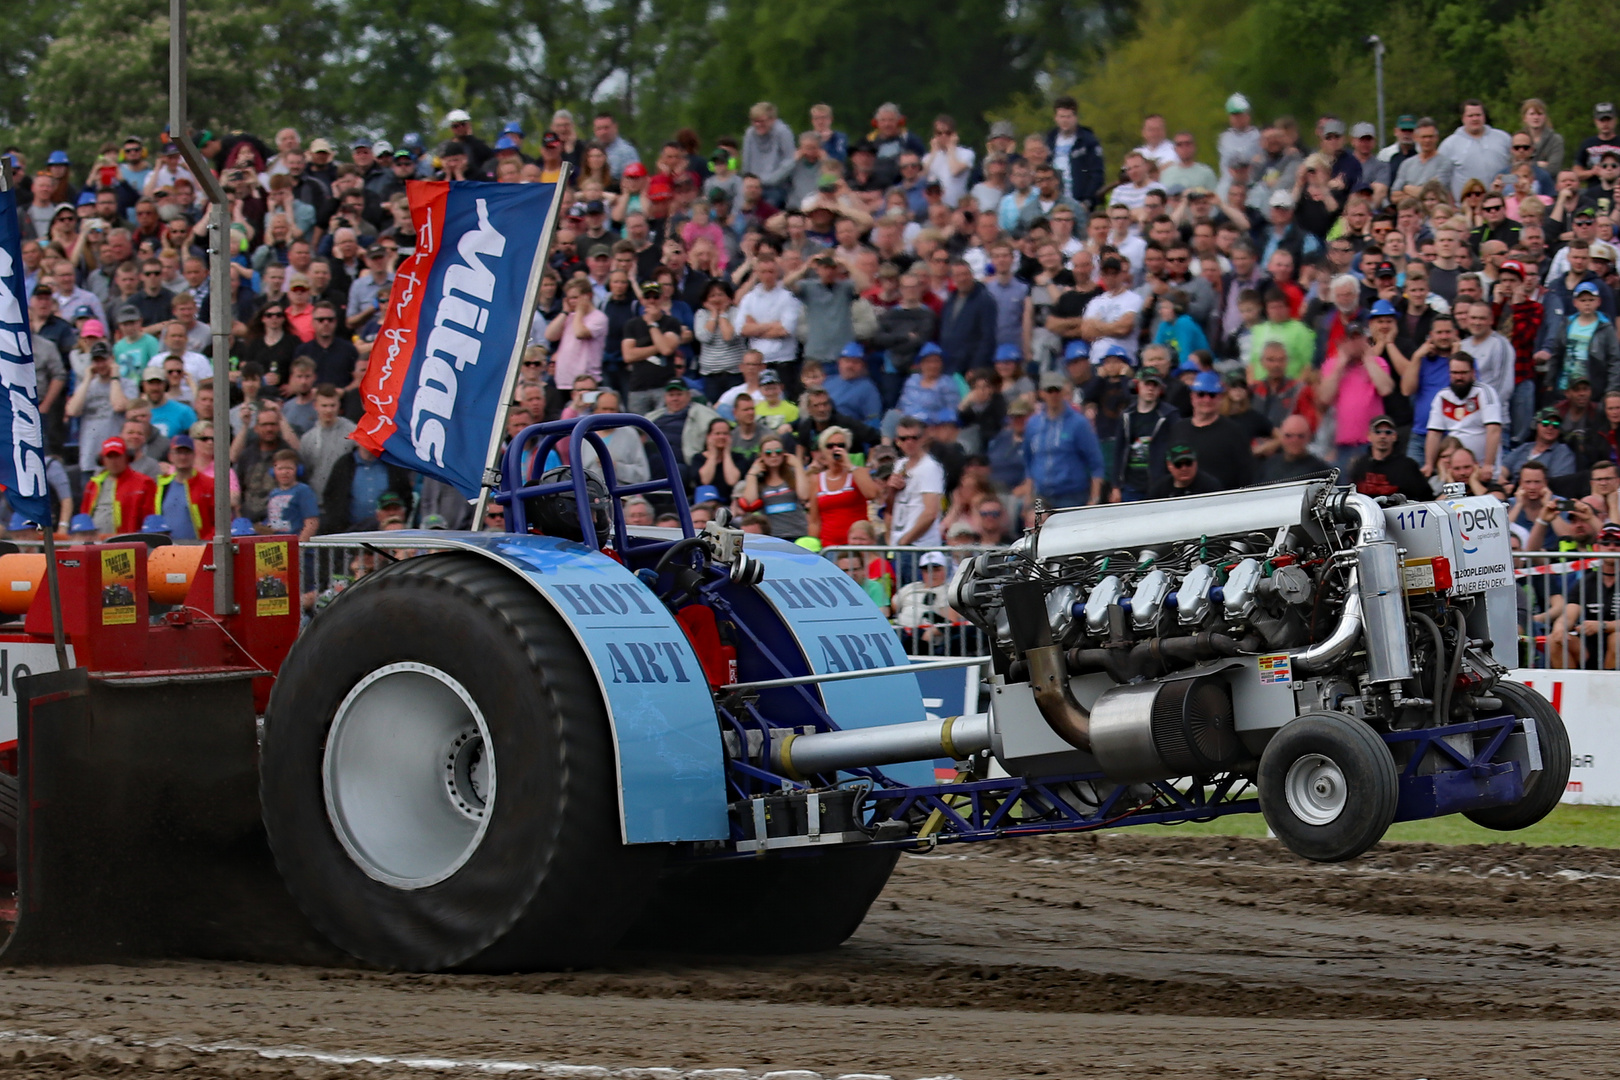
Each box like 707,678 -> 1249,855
1258,712 -> 1399,862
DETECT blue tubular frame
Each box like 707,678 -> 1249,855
497,413 -> 693,549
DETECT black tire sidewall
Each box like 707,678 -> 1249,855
1258,713 -> 1399,863
1464,681 -> 1572,831
263,558 -> 574,970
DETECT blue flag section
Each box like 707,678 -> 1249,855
0,186 -> 50,527
355,180 -> 558,497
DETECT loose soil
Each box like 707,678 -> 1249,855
2,832 -> 1619,1079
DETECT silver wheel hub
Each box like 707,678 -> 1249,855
1284,753 -> 1346,826
324,662 -> 496,889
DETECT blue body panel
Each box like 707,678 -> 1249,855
744,540 -> 932,787
401,533 -> 729,844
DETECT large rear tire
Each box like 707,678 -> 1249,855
1258,712 -> 1399,863
262,553 -> 660,971
1464,681 -> 1572,832
624,846 -> 899,954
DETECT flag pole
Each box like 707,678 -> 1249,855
471,164 -> 570,531
0,166 -> 67,671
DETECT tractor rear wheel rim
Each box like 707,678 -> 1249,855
323,662 -> 496,889
1284,752 -> 1346,826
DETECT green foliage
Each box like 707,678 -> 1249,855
0,0 -> 64,133
1503,0 -> 1620,140
686,0 -> 1083,149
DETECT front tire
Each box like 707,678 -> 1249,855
1464,681 -> 1571,831
1258,712 -> 1399,862
262,553 -> 660,971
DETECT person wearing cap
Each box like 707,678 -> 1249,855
1544,522 -> 1620,670
79,436 -> 157,537
440,110 -> 492,176
1112,366 -> 1177,502
1215,95 -> 1260,180
1574,102 -> 1620,182
1346,121 -> 1390,207
65,340 -> 130,472
140,360 -> 197,440
1248,287 -> 1314,381
1149,443 -> 1220,498
1019,370 -> 1104,508
1504,408 -> 1578,481
1379,114 -> 1419,172
1348,413 -> 1430,501
1423,352 -> 1503,479
1258,187 -> 1321,268
1547,239 -> 1616,319
621,282 -> 685,415
648,377 -> 721,465
152,434 -> 214,540
1319,320 -> 1396,466
1544,280 -> 1619,400
892,551 -> 960,648
1310,115 -> 1361,193
1393,117 -> 1453,199
823,343 -> 883,424
1044,95 -> 1104,209
1167,369 -> 1254,489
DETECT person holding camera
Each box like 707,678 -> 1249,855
806,426 -> 881,547
736,434 -> 810,542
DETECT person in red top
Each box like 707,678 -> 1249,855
805,426 -> 881,547
80,437 -> 157,537
1491,260 -> 1543,386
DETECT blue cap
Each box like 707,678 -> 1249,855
7,513 -> 30,531
401,132 -> 423,150
928,409 -> 959,426
692,485 -> 722,505
1063,339 -> 1091,361
1177,359 -> 1202,374
141,514 -> 171,534
69,513 -> 96,533
1575,281 -> 1601,297
917,342 -> 943,359
995,342 -> 1024,362
230,517 -> 256,537
47,150 -> 70,166
1101,344 -> 1131,361
1191,371 -> 1224,394
1369,298 -> 1398,318
76,190 -> 97,206
502,121 -> 525,136
495,135 -> 520,151
840,341 -> 865,358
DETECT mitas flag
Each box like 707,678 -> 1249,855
354,180 -> 559,496
0,182 -> 51,528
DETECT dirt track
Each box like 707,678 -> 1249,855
2,831 -> 1619,1079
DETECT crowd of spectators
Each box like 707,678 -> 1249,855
10,92 -> 1620,660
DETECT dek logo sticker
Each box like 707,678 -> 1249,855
1257,653 -> 1293,685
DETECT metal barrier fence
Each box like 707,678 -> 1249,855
22,534 -> 1612,672
1515,550 -> 1619,671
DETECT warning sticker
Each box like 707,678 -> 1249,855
255,541 -> 291,617
1403,558 -> 1437,593
100,548 -> 137,625
1257,653 -> 1293,685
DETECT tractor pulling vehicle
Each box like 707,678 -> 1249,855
0,414 -> 1568,973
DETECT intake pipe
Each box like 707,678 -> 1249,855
1003,581 -> 1092,751
772,714 -> 993,779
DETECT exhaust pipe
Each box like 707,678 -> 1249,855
773,714 -> 993,779
1003,581 -> 1092,751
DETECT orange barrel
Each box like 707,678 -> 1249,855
148,544 -> 206,605
0,553 -> 45,615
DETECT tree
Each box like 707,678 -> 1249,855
1504,0 -> 1620,142
0,0 -> 64,135
684,0 -> 1085,150
28,0 -> 338,168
